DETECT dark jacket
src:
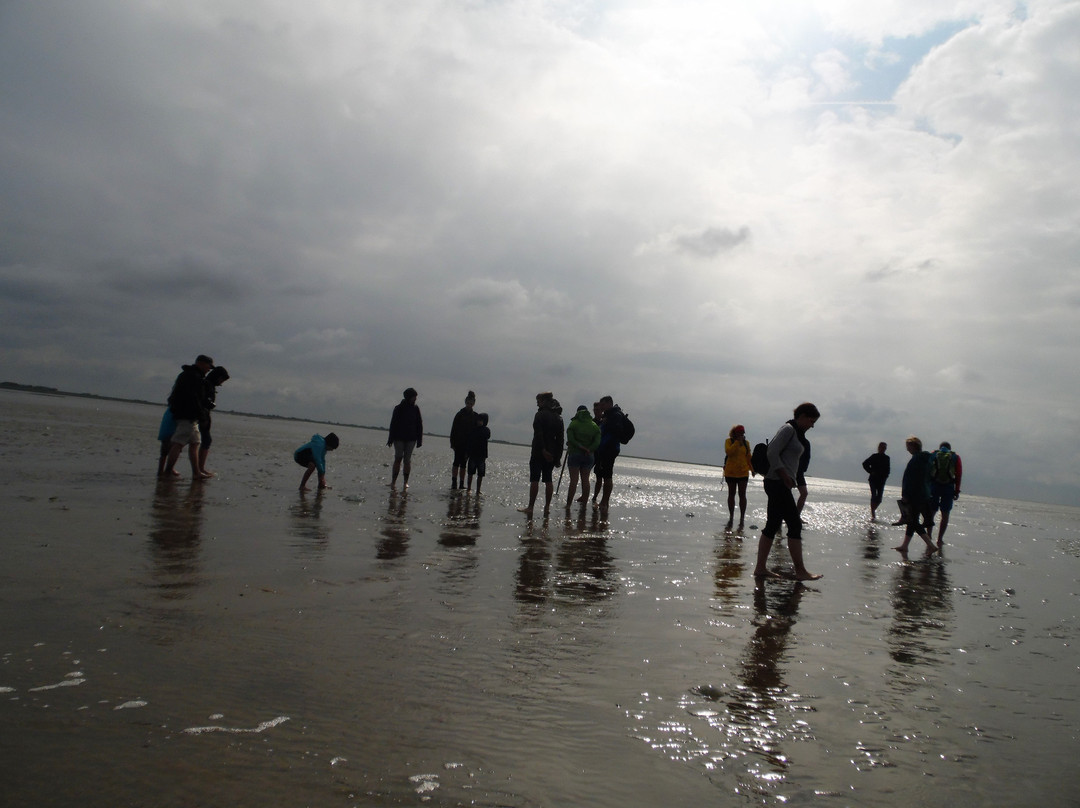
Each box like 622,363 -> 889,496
599,405 -> 626,454
450,407 -> 475,450
862,452 -> 891,481
167,365 -> 208,421
467,425 -> 491,461
388,400 -> 424,446
531,406 -> 564,464
902,451 -> 933,503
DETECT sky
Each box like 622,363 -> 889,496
2,0 -> 1079,506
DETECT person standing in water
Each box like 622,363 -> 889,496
197,365 -> 229,477
449,391 -> 477,490
927,440 -> 962,547
564,405 -> 601,509
388,388 -> 423,490
862,442 -> 891,521
723,424 -> 754,530
162,354 -> 215,479
518,392 -> 564,517
751,402 -> 823,581
894,436 -> 937,556
465,412 -> 490,495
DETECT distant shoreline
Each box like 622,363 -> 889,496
0,381 -> 719,468
0,381 -> 528,452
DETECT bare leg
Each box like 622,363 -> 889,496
726,484 -> 736,527
391,457 -> 402,488
198,446 -> 213,476
737,479 -> 748,527
518,481 -> 540,516
599,477 -> 613,510
188,444 -> 209,479
752,533 -> 781,578
937,512 -> 950,545
578,469 -> 590,503
300,463 -> 316,491
787,538 -> 822,580
543,481 -> 553,516
164,441 -> 184,477
565,469 -> 578,509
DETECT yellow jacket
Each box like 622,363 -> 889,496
724,438 -> 754,477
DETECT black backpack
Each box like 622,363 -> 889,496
619,412 -> 635,444
751,440 -> 769,477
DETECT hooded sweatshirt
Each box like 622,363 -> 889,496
566,409 -> 601,455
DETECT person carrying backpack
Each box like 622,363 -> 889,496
927,441 -> 963,547
751,402 -> 823,581
723,424 -> 754,530
594,395 -> 628,515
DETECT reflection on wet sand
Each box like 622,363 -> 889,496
726,583 -> 812,792
377,490 -> 410,559
435,494 -> 482,591
515,521 -> 552,604
439,493 -> 481,548
713,530 -> 747,607
148,479 -> 205,601
863,525 -> 882,561
555,515 -> 615,603
887,560 -> 954,671
514,507 -> 615,605
288,489 -> 329,558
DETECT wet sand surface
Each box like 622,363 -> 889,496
2,390 -> 1079,806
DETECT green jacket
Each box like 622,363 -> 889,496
566,409 -> 601,454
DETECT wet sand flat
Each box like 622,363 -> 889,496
2,389 -> 1079,806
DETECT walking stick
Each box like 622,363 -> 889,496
555,450 -> 568,495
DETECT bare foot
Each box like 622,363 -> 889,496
517,507 -> 533,517
753,569 -> 784,580
794,572 -> 823,581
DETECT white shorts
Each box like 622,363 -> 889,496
170,419 -> 202,446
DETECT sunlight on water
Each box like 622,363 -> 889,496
2,393 -> 1079,807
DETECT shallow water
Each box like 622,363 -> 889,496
1,390 -> 1078,806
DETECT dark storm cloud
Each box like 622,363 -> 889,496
673,226 -> 752,258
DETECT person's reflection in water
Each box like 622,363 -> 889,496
515,520 -> 553,604
436,496 -> 482,593
288,488 -> 329,560
887,560 -> 953,671
439,490 -> 480,548
377,490 -> 410,560
148,478 -> 206,603
555,512 -> 615,603
726,583 -> 809,790
863,525 -> 882,562
713,531 -> 747,609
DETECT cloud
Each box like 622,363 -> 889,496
1,0 -> 1079,505
672,226 -> 753,258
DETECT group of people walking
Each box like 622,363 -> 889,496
726,402 -> 965,582
287,386 -> 631,513
870,437 -> 963,555
516,393 -> 631,518
156,360 -> 961,578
